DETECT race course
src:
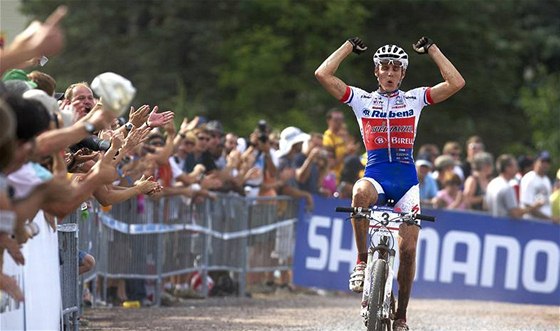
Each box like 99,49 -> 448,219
82,291 -> 559,331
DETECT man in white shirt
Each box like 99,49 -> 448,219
486,154 -> 542,218
520,151 -> 553,220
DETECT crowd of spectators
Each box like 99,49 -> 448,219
0,5 -> 558,315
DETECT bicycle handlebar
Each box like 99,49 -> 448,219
335,206 -> 435,222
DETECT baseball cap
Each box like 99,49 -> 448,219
537,150 -> 551,162
415,159 -> 433,168
278,126 -> 310,157
206,120 -> 224,135
2,69 -> 37,89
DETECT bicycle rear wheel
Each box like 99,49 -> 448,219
367,259 -> 388,331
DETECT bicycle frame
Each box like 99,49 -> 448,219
361,206 -> 401,324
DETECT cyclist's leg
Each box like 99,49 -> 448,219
352,178 -> 383,261
348,178 -> 383,292
393,185 -> 421,323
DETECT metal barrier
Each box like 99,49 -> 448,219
58,223 -> 79,331
60,193 -> 299,309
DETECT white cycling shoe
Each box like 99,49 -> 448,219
349,261 -> 367,293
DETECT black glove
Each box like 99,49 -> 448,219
348,37 -> 368,54
412,37 -> 434,54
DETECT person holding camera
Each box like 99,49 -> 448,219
315,36 -> 465,330
241,121 -> 278,198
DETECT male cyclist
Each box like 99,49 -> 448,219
315,37 -> 465,330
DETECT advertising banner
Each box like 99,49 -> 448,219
293,196 -> 560,305
0,211 -> 61,330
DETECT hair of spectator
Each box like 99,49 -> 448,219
4,94 -> 51,142
434,154 -> 455,171
443,141 -> 462,155
63,81 -> 90,100
443,172 -> 462,186
28,70 -> 56,97
0,99 -> 17,170
466,135 -> 484,147
4,80 -> 32,96
471,151 -> 493,171
326,108 -> 342,120
496,154 -> 516,174
194,125 -> 210,136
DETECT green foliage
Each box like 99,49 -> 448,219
520,69 -> 560,174
18,0 -> 559,165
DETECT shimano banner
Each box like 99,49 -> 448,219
293,196 -> 560,306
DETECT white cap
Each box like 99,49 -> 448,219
91,72 -> 136,116
415,159 -> 433,168
278,126 -> 310,157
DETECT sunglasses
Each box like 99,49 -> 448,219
379,59 -> 403,68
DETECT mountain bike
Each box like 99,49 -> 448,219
335,204 -> 435,331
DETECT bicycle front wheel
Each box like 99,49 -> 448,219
367,259 -> 388,331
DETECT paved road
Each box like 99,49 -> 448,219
82,292 -> 559,331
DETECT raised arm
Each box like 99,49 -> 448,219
412,37 -> 466,104
314,38 -> 367,100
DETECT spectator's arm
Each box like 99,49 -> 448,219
94,177 -> 161,206
296,148 -> 320,183
0,6 -> 67,74
280,185 -> 314,211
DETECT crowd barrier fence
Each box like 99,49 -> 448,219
60,193 -> 299,311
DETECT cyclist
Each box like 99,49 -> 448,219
315,37 -> 465,331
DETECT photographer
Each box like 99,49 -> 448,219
241,120 -> 278,198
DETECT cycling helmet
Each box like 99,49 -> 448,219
373,44 -> 409,69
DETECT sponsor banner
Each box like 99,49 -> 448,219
0,211 -> 61,330
293,196 -> 560,305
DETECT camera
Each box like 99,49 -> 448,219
70,136 -> 110,153
257,119 -> 268,143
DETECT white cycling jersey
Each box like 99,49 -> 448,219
340,85 -> 433,202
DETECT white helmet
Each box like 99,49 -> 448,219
373,44 -> 409,69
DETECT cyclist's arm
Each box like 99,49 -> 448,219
314,41 -> 353,100
426,44 -> 466,104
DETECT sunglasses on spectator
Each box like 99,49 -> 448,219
149,141 -> 165,147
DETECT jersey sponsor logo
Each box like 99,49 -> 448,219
395,96 -> 405,106
405,95 -> 417,100
371,123 -> 414,133
362,117 -> 416,150
391,137 -> 414,145
360,94 -> 371,99
371,109 -> 413,118
372,97 -> 383,105
362,109 -> 370,116
374,136 -> 386,145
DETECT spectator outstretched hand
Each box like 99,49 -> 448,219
147,106 -> 174,128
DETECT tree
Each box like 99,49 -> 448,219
18,0 -> 559,166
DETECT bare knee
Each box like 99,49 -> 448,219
81,254 -> 96,273
352,182 -> 377,207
